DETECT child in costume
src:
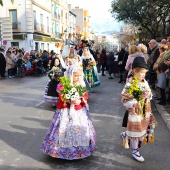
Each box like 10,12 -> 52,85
121,57 -> 156,162
41,65 -> 96,160
44,58 -> 62,106
74,54 -> 92,93
82,47 -> 100,88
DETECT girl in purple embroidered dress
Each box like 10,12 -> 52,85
41,65 -> 96,160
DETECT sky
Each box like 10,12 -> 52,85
67,0 -> 123,33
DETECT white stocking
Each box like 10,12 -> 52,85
131,139 -> 138,149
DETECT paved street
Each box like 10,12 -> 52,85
0,74 -> 170,170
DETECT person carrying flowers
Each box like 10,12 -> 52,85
82,47 -> 100,88
41,65 -> 96,160
44,58 -> 62,107
121,57 -> 156,162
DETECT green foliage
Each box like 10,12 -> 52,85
59,76 -> 72,94
0,0 -> 3,6
110,0 -> 170,39
0,0 -> 15,6
58,76 -> 88,103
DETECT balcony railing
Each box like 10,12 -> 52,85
54,32 -> 60,38
34,23 -> 51,34
40,24 -> 44,32
12,22 -> 21,30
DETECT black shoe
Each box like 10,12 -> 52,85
118,81 -> 123,83
102,74 -> 106,76
158,101 -> 166,105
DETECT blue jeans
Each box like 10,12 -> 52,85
8,69 -> 12,77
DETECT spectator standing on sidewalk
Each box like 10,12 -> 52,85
147,39 -> 160,88
11,49 -> 18,77
0,47 -> 6,78
138,43 -> 149,62
17,54 -> 24,78
107,51 -> 115,79
100,49 -> 107,76
125,45 -> 145,80
156,62 -> 167,105
153,44 -> 168,78
6,51 -> 13,78
41,50 -> 49,70
163,36 -> 170,102
117,47 -> 129,83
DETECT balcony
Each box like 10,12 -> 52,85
54,32 -> 60,38
12,22 -> 21,31
34,23 -> 51,34
40,24 -> 44,32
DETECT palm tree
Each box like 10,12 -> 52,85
0,0 -> 14,6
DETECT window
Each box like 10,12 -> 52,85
47,17 -> 49,32
35,42 -> 38,51
41,43 -> 44,51
40,14 -> 43,25
33,11 -> 37,30
9,9 -> 17,29
40,14 -> 43,32
11,42 -> 19,48
47,43 -> 49,52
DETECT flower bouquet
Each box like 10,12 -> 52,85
58,76 -> 88,103
89,60 -> 96,67
49,66 -> 62,80
124,77 -> 150,115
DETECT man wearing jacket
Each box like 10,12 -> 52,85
0,47 -> 6,78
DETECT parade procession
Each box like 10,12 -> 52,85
0,0 -> 170,170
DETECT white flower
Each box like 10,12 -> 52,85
69,89 -> 73,95
75,92 -> 80,98
125,82 -> 131,89
71,95 -> 76,100
71,87 -> 77,93
65,94 -> 71,99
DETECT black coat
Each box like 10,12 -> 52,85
0,52 -> 6,68
107,52 -> 115,66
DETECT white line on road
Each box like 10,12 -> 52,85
35,101 -> 45,107
8,96 -> 42,102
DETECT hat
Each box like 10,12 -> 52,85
132,57 -> 149,69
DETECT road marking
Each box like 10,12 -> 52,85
7,96 -> 42,102
35,101 -> 44,107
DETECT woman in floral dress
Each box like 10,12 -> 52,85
41,65 -> 96,160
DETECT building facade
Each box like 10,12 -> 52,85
70,6 -> 91,40
0,0 -> 71,53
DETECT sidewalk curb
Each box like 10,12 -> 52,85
152,98 -> 170,131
